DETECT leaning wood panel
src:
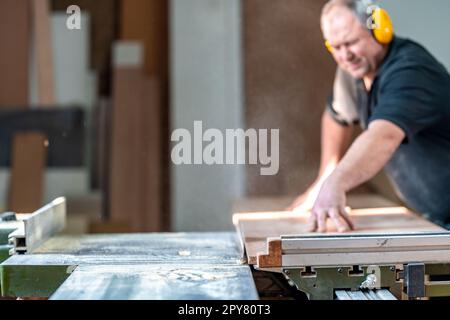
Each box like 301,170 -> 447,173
8,133 -> 48,213
110,67 -> 144,231
32,0 -> 55,105
110,70 -> 163,231
139,78 -> 162,231
8,0 -> 55,213
109,41 -> 164,232
120,0 -> 169,231
120,0 -> 168,78
0,0 -> 30,107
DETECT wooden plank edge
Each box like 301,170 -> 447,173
257,238 -> 282,268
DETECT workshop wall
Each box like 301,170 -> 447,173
244,0 -> 335,197
380,0 -> 450,71
171,0 -> 244,231
243,0 -> 450,201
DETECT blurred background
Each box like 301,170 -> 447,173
0,0 -> 449,234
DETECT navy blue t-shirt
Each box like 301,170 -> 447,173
329,37 -> 450,228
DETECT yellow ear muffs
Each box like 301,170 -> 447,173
371,7 -> 394,45
325,40 -> 334,53
323,5 -> 394,53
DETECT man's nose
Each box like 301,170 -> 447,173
336,46 -> 354,62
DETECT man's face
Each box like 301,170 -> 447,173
321,6 -> 384,79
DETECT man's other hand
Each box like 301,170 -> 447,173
309,177 -> 354,233
288,163 -> 339,214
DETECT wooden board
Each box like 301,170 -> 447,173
0,1 -> 47,213
8,0 -> 54,213
109,42 -> 162,232
233,194 -> 445,265
232,193 -> 400,214
120,0 -> 169,231
120,0 -> 168,78
8,133 -> 47,213
0,0 -> 30,107
32,0 -> 55,105
110,66 -> 143,231
139,78 -> 162,231
9,130 -> 48,212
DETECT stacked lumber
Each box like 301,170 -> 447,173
107,0 -> 168,232
109,43 -> 162,232
1,0 -> 54,213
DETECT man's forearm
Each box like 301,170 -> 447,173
319,111 -> 354,176
288,111 -> 355,212
328,120 -> 405,192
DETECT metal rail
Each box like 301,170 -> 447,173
8,198 -> 66,255
280,232 -> 450,267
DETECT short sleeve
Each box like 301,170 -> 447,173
369,64 -> 443,140
327,68 -> 360,126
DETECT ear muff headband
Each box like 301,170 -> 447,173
324,4 -> 394,52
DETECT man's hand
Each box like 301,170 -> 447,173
308,120 -> 404,233
288,163 -> 338,214
309,176 -> 354,233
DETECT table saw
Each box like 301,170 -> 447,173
1,195 -> 450,300
0,199 -> 256,299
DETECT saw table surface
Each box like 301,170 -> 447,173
233,194 -> 445,265
50,264 -> 255,300
33,232 -> 243,265
0,232 -> 258,300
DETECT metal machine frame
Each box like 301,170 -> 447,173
255,233 -> 450,300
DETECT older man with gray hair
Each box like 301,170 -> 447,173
289,0 -> 450,232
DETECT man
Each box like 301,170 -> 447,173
289,0 -> 450,232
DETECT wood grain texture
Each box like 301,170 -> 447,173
8,0 -> 54,213
0,0 -> 30,107
258,239 -> 282,268
120,0 -> 168,78
233,194 -> 399,214
233,194 -> 445,265
32,0 -> 55,105
110,67 -> 143,231
139,78 -> 162,231
8,133 -> 48,213
120,0 -> 169,231
109,52 -> 162,231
